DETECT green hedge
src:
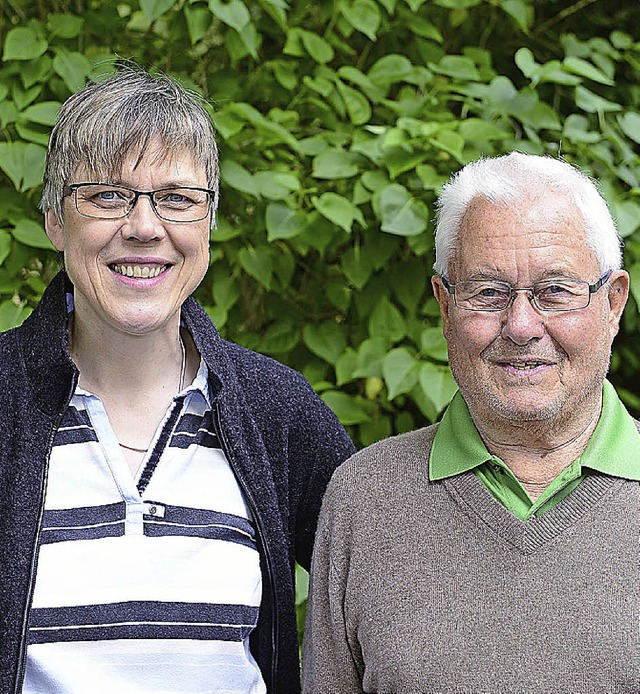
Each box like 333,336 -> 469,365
1,0 -> 639,435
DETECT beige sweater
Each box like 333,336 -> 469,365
302,426 -> 640,693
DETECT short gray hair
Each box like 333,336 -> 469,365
433,152 -> 623,276
41,65 -> 219,222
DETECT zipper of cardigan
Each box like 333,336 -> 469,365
14,371 -> 78,694
212,402 -> 279,692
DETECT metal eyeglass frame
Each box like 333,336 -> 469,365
440,270 -> 612,312
62,182 -> 216,223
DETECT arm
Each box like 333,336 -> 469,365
302,471 -> 364,693
289,381 -> 356,570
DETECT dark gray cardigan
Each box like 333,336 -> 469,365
0,271 -> 355,694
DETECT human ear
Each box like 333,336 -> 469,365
432,275 -> 452,338
45,209 -> 65,251
606,270 -> 630,337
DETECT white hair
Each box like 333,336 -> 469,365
433,152 -> 623,276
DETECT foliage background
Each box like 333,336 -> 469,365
1,0 -> 639,636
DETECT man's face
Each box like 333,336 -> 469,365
45,143 -> 211,338
432,193 -> 629,431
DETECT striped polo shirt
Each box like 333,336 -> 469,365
23,360 -> 266,693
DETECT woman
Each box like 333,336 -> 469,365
0,67 -> 354,694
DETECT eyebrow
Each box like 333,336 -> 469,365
463,269 -> 584,282
106,179 -> 205,189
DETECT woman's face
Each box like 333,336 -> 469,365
45,144 -> 211,339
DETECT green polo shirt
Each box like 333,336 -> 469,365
430,380 -> 640,521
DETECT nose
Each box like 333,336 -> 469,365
500,290 -> 546,345
120,194 -> 165,242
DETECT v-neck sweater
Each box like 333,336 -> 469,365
303,425 -> 640,693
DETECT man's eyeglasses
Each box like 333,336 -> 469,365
440,271 -> 612,312
63,183 -> 216,223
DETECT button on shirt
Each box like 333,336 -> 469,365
430,380 -> 640,521
23,359 -> 266,694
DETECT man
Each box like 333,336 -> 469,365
302,152 -> 639,693
0,67 -> 354,694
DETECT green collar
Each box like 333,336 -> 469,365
430,380 -> 640,482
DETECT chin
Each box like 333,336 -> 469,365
474,386 -> 567,424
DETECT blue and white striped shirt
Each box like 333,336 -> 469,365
23,360 -> 266,693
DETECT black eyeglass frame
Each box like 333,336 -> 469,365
440,270 -> 613,312
62,182 -> 216,223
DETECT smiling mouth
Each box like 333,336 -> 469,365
110,263 -> 168,279
499,360 -> 552,371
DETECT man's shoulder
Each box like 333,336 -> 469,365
329,425 -> 439,495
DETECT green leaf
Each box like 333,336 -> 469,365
430,130 -> 465,162
563,56 -> 615,86
435,0 -> 481,6
369,296 -> 405,343
341,245 -> 374,289
612,200 -> 640,238
0,301 -> 31,331
0,142 -> 46,192
368,54 -> 413,87
0,230 -> 13,265
430,55 -> 480,81
299,29 -> 334,64
421,327 -> 448,361
390,258 -> 427,312
340,0 -> 381,41
0,102 -> 19,129
238,245 -> 273,289
235,20 -> 260,60
628,263 -> 640,313
52,50 -> 92,93
259,319 -> 300,354
3,27 -> 48,61
562,114 -> 601,144
254,171 -> 300,200
48,13 -> 84,38
312,193 -> 365,233
265,203 -> 307,241
21,101 -> 61,126
500,0 -> 532,33
353,337 -> 388,378
335,348 -> 358,385
383,347 -> 418,400
459,118 -> 507,141
321,391 -> 372,425
212,275 -> 240,310
11,219 -> 54,249
184,5 -> 213,44
258,0 -> 288,29
303,321 -> 348,364
336,81 -> 371,125
312,149 -> 359,179
221,160 -> 257,196
20,56 -> 52,89
140,0 -> 175,21
418,362 -> 457,413
575,86 -> 622,113
373,183 -> 429,236
209,0 -> 250,33
617,112 -> 640,145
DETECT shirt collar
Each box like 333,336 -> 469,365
430,380 -> 640,482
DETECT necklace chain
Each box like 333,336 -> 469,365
118,334 -> 186,454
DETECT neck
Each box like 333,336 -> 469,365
68,314 -> 190,400
472,404 -> 602,501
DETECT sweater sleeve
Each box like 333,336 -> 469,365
302,467 -> 364,693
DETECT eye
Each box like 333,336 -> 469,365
81,186 -> 130,207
